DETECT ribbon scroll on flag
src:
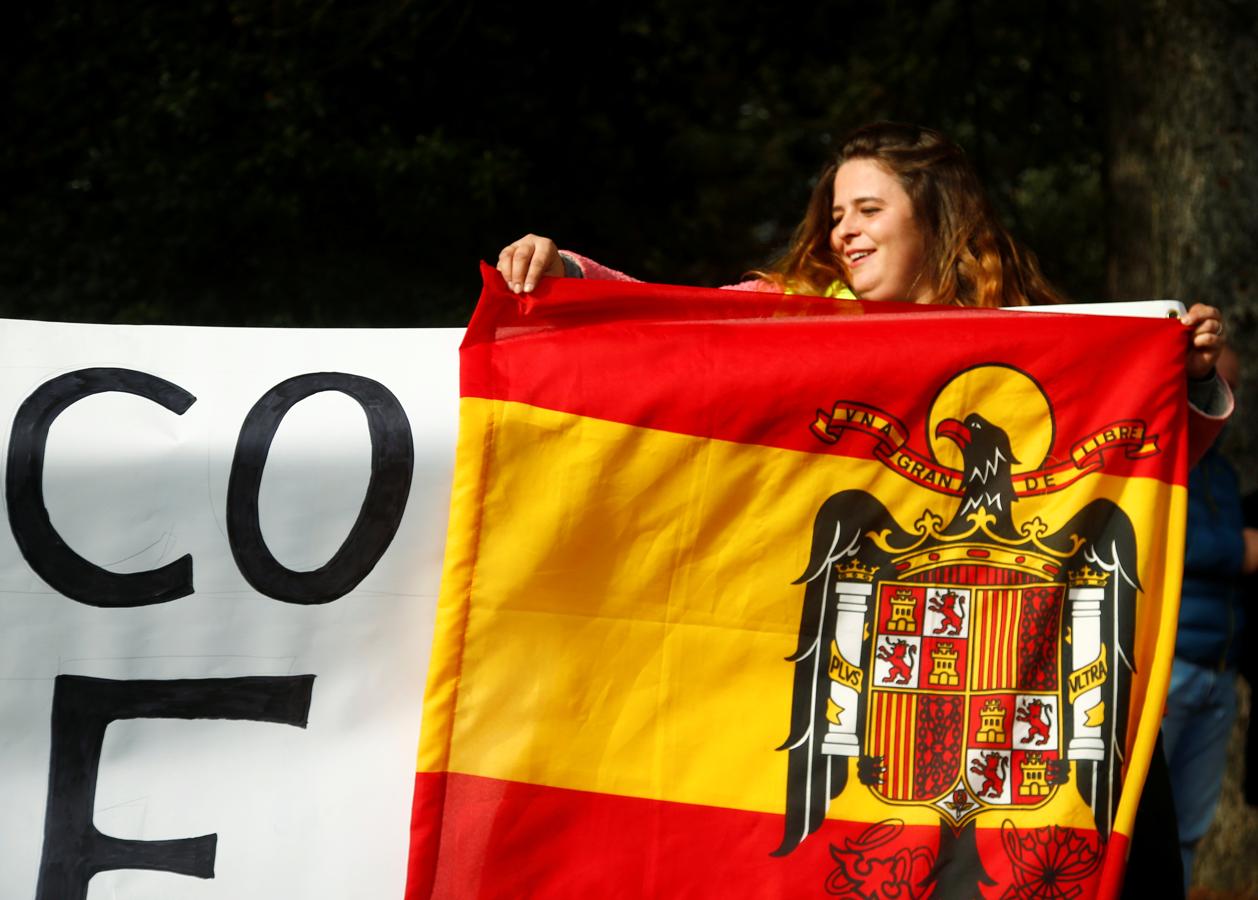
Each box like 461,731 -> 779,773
409,265 -> 1190,899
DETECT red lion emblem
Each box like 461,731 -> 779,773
927,589 -> 964,635
876,640 -> 917,685
1016,699 -> 1053,746
970,752 -> 1008,798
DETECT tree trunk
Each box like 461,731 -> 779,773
1107,0 -> 1258,483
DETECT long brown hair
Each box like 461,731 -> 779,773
761,122 -> 1065,307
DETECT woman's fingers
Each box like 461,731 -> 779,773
524,236 -> 560,292
495,241 -> 536,293
495,244 -> 519,290
1182,302 -> 1223,338
1180,302 -> 1225,379
510,242 -> 536,291
496,234 -> 563,293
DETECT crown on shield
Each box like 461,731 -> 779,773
834,559 -> 878,582
1067,564 -> 1110,587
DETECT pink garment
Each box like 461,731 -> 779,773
1186,381 -> 1232,467
561,251 -> 772,293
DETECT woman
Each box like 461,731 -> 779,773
499,121 -> 1227,897
498,121 -> 1227,384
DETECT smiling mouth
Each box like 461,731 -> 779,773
847,250 -> 874,267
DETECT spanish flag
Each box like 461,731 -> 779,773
408,265 -> 1188,899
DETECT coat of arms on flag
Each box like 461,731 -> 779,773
408,267 -> 1190,899
777,363 -> 1156,895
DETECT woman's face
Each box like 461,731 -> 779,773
829,158 -> 933,303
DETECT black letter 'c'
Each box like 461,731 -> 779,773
5,368 -> 196,607
35,674 -> 315,900
226,373 -> 414,604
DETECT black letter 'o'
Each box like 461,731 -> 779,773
5,368 -> 196,607
226,373 -> 414,603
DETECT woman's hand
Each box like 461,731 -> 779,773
1181,303 -> 1226,380
497,234 -> 565,293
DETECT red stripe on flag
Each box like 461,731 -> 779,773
407,771 -> 1117,898
406,768 -> 448,900
408,770 -> 846,898
462,265 -> 1188,486
1098,831 -> 1130,898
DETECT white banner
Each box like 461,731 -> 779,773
0,319 -> 461,900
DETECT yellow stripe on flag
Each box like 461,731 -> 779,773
420,397 -> 1186,832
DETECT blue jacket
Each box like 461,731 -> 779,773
1175,443 -> 1247,668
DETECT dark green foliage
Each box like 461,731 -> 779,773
1,0 -> 1107,325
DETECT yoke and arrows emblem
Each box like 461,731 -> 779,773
774,364 -> 1153,895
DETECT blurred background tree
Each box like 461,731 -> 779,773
1107,0 -> 1258,477
2,0 -> 1108,327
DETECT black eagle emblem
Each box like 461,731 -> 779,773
775,412 -> 1139,896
